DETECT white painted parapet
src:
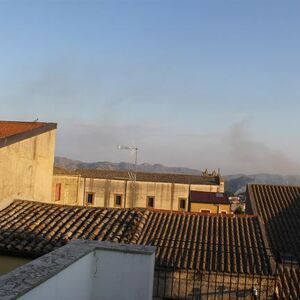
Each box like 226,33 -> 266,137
0,241 -> 155,300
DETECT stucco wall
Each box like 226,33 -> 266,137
1,241 -> 155,300
92,248 -> 155,300
52,174 -> 81,206
190,182 -> 224,193
0,130 -> 56,209
190,202 -> 231,213
52,174 -> 224,212
19,253 -> 94,300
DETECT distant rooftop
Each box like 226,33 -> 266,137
54,167 -> 221,185
190,191 -> 230,204
0,121 -> 57,148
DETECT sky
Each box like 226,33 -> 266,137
1,0 -> 300,175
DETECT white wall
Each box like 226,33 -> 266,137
92,249 -> 155,300
19,253 -> 94,300
18,246 -> 155,300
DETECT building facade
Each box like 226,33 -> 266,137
189,190 -> 231,213
0,121 -> 57,209
52,168 -> 226,212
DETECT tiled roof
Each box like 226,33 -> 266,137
54,168 -> 221,185
0,121 -> 57,148
189,191 -> 230,204
136,211 -> 272,274
247,184 -> 300,260
0,200 -> 272,275
278,265 -> 300,299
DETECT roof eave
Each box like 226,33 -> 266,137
0,123 -> 57,148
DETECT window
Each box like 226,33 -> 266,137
115,194 -> 122,207
86,193 -> 94,205
201,209 -> 211,214
221,211 -> 227,215
179,198 -> 186,211
147,196 -> 155,208
55,183 -> 61,201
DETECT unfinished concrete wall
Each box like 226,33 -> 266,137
0,130 -> 56,209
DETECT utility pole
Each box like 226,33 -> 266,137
117,145 -> 138,207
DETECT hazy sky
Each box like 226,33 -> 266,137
1,1 -> 300,175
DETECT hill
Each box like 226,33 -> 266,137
54,156 -> 202,175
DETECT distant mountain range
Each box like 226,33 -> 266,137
55,156 -> 203,175
55,156 -> 300,195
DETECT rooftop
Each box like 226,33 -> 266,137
247,183 -> 300,260
189,191 -> 230,204
0,200 -> 271,274
54,167 -> 221,185
0,121 -> 57,148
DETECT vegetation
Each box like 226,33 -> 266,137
235,206 -> 244,215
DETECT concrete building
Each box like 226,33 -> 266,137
52,168 -> 227,212
0,121 -> 57,209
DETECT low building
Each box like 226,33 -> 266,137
52,168 -> 225,212
189,191 -> 231,213
0,121 -> 57,209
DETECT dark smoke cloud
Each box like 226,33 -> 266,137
227,120 -> 300,175
2,59 -> 300,175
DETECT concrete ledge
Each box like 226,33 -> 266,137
0,240 -> 155,300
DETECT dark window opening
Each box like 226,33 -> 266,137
147,197 -> 155,208
179,199 -> 186,210
87,193 -> 94,205
115,194 -> 122,207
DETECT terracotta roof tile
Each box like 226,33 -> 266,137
0,121 -> 47,139
0,200 -> 272,275
247,184 -> 300,260
278,265 -> 300,299
0,121 -> 57,148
